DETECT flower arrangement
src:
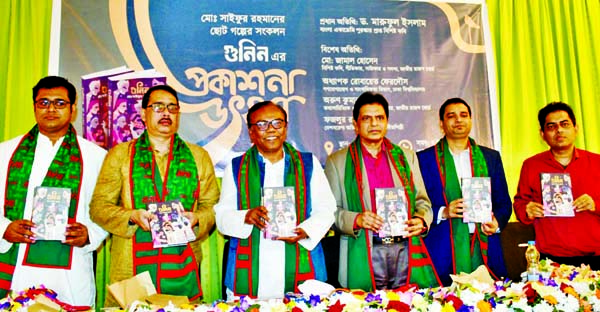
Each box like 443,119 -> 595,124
188,262 -> 600,312
0,286 -> 92,311
2,262 -> 600,312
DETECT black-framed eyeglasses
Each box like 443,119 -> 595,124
148,103 -> 180,113
35,99 -> 70,109
249,119 -> 286,131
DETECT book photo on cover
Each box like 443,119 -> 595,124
461,177 -> 492,223
81,66 -> 132,149
108,69 -> 166,147
263,186 -> 297,239
375,187 -> 408,237
541,173 -> 574,217
147,200 -> 195,248
31,186 -> 70,241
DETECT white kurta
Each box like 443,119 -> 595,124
0,133 -> 108,307
214,151 -> 336,299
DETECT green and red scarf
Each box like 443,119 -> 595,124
233,143 -> 315,297
434,137 -> 496,278
0,125 -> 82,297
344,137 -> 440,290
129,131 -> 202,300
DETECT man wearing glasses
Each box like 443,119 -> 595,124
0,76 -> 108,307
90,85 -> 219,305
324,91 -> 440,291
214,101 -> 335,300
514,102 -> 600,269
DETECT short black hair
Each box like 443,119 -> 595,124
32,76 -> 77,105
246,101 -> 288,128
352,91 -> 389,121
538,101 -> 577,130
142,84 -> 178,108
439,98 -> 471,120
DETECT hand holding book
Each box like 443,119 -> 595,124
129,209 -> 155,231
244,206 -> 269,230
356,211 -> 384,232
275,227 -> 308,244
2,220 -> 35,244
480,214 -> 499,235
446,198 -> 465,219
63,222 -> 89,247
573,194 -> 596,212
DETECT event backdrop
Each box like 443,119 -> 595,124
59,0 -> 498,174
57,0 -> 498,305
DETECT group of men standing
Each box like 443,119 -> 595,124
0,75 -> 598,308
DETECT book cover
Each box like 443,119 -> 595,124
31,186 -> 70,241
375,188 -> 408,237
108,70 -> 166,147
541,173 -> 574,217
461,177 -> 493,223
81,66 -> 132,149
147,200 -> 195,248
263,186 -> 297,239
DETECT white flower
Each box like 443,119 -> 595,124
572,282 -> 593,297
427,300 -> 442,312
261,301 -> 287,312
556,295 -> 580,312
456,289 -> 484,306
589,296 -> 600,312
494,303 -> 510,312
532,301 -> 554,312
342,300 -> 364,312
411,293 -> 428,311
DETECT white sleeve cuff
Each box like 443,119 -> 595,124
436,206 -> 447,224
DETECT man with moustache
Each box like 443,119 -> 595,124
90,85 -> 219,304
325,91 -> 439,291
214,101 -> 335,300
0,76 -> 107,307
514,102 -> 600,268
417,98 -> 511,285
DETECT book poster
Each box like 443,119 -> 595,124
31,186 -> 70,241
59,1 -> 497,175
541,173 -> 574,217
263,186 -> 297,239
81,66 -> 133,149
375,187 -> 408,237
148,200 -> 195,248
461,177 -> 492,223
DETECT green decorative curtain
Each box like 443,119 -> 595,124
0,0 -> 52,140
1,0 -> 599,307
487,0 -> 600,198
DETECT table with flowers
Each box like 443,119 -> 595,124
1,261 -> 599,312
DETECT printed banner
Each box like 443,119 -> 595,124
59,0 -> 496,174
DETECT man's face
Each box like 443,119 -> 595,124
541,110 -> 577,152
248,104 -> 287,156
353,103 -> 388,144
141,89 -> 180,139
440,103 -> 472,140
34,87 -> 75,138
